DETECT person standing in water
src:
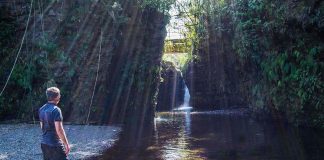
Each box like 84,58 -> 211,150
39,87 -> 70,160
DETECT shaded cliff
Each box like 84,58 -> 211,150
0,0 -> 169,130
183,0 -> 324,127
184,20 -> 246,109
156,61 -> 184,111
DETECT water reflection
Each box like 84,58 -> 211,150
151,111 -> 324,160
184,111 -> 191,135
155,112 -> 203,160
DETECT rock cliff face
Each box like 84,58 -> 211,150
1,0 -> 169,148
156,61 -> 184,111
0,0 -> 168,128
61,2 -> 168,126
183,0 -> 324,127
184,21 -> 246,110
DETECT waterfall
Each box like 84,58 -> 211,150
173,84 -> 193,111
183,85 -> 190,107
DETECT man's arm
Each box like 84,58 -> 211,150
54,121 -> 70,155
40,122 -> 43,129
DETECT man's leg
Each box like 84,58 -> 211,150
52,145 -> 68,160
41,144 -> 51,160
41,144 -> 68,160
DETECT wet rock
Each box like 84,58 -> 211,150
157,61 -> 185,111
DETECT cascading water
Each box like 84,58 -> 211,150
183,84 -> 190,106
173,83 -> 193,111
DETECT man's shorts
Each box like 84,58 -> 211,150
41,143 -> 68,160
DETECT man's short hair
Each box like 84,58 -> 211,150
46,87 -> 60,101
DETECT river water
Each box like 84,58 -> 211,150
97,84 -> 324,160
143,110 -> 323,160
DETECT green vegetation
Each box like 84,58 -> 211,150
139,0 -> 175,12
0,7 -> 28,120
162,39 -> 194,71
164,39 -> 188,53
0,0 -> 174,122
0,1 -> 92,121
162,53 -> 194,72
181,0 -> 324,128
1,0 -> 323,128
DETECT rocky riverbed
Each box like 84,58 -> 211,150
0,124 -> 121,160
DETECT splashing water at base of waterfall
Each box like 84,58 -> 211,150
173,84 -> 192,112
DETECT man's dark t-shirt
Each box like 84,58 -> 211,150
39,103 -> 63,146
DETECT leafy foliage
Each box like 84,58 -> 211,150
2,0 -> 323,128
139,0 -> 175,13
185,0 -> 324,128
162,53 -> 194,72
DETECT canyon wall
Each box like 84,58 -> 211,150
156,61 -> 184,111
0,1 -> 169,130
184,0 -> 324,127
184,16 -> 246,110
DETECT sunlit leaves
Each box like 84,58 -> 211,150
138,0 -> 175,13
